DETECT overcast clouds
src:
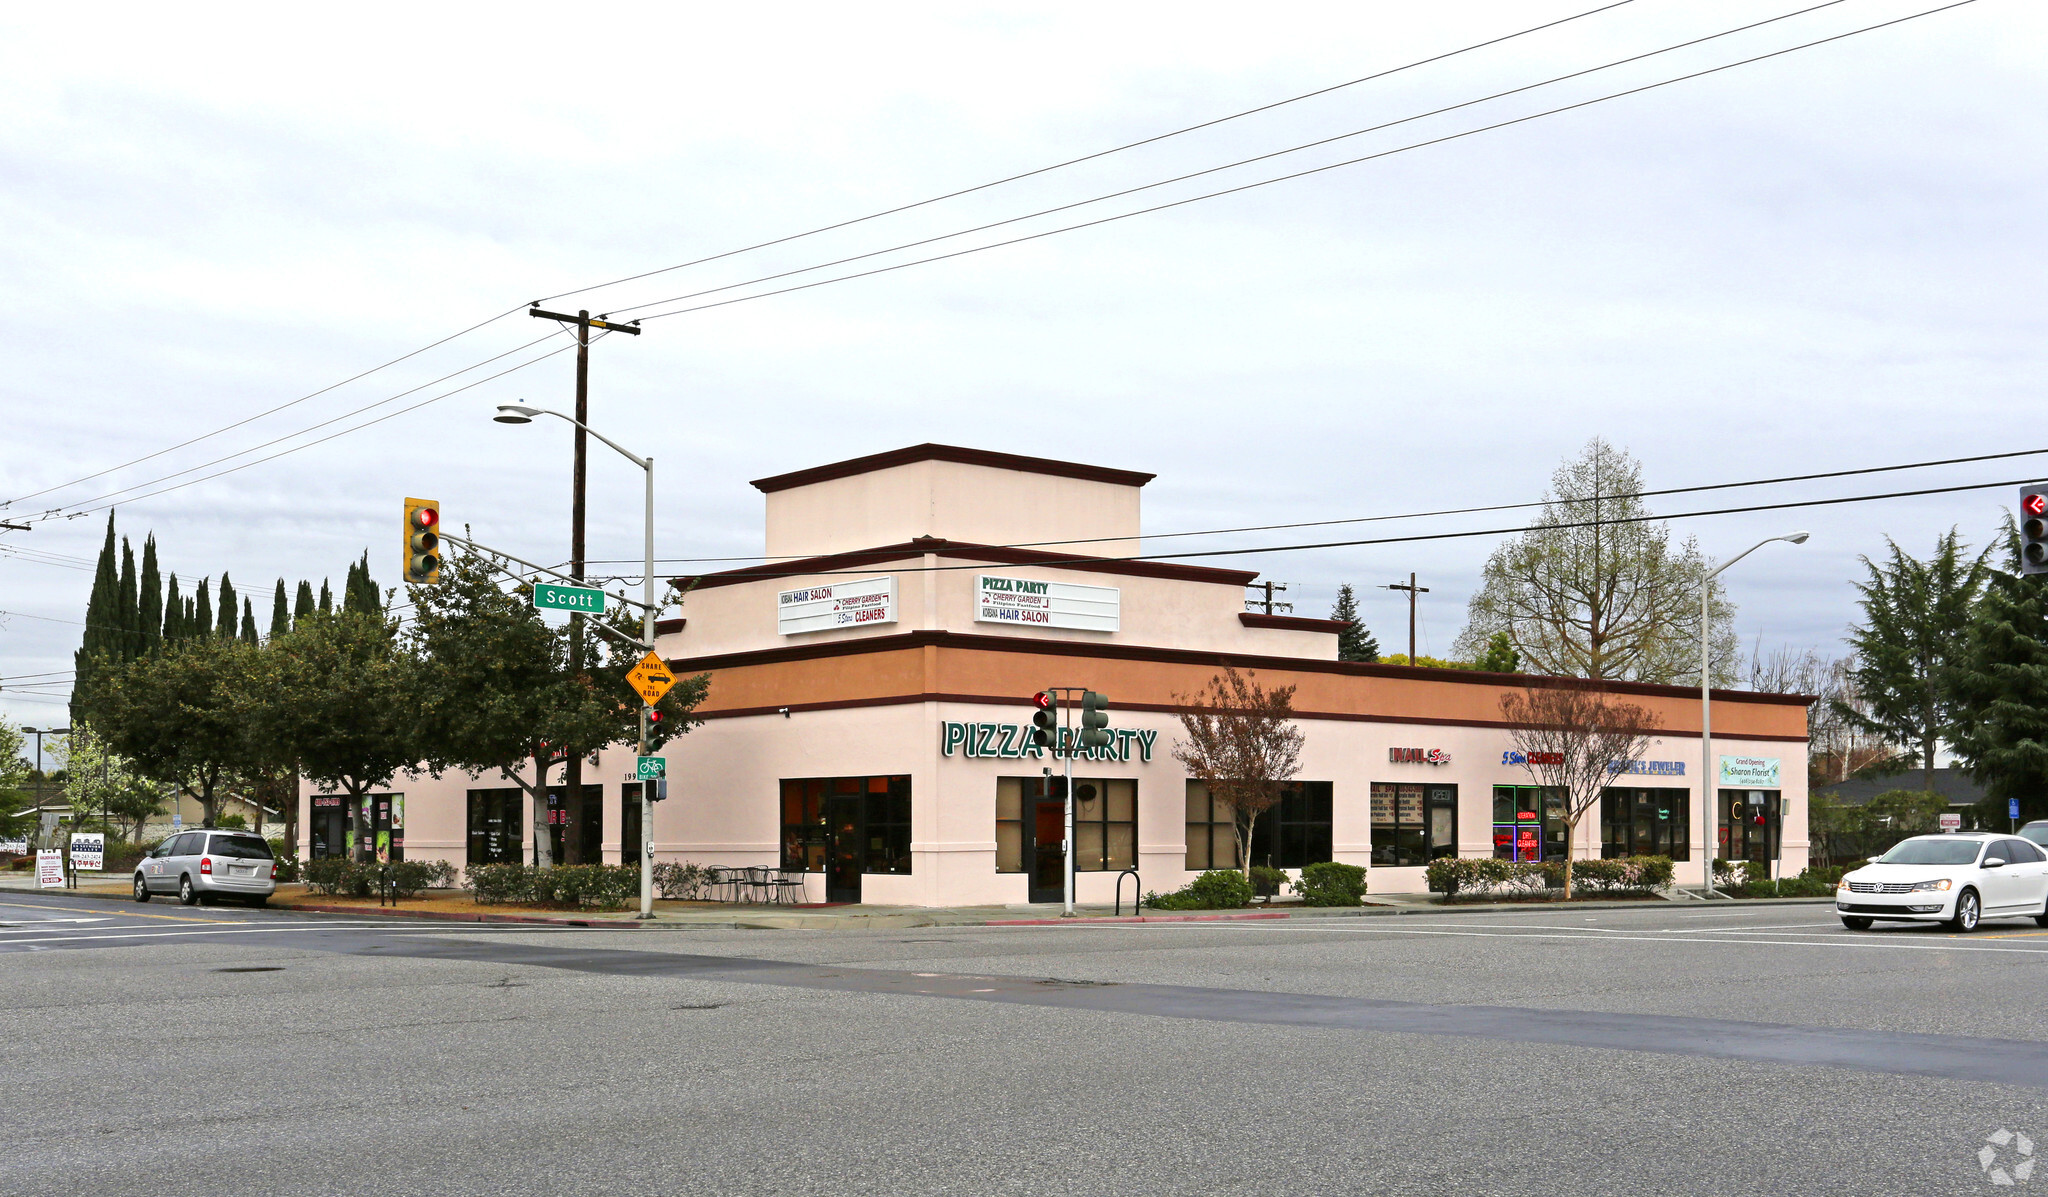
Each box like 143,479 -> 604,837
1,0 -> 2041,725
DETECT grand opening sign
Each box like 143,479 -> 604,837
975,575 -> 1119,632
777,576 -> 897,635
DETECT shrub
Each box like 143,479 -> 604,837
1147,869 -> 1254,910
465,862 -> 641,910
302,857 -> 365,896
1427,855 -> 1675,902
216,814 -> 247,829
1291,861 -> 1367,907
651,861 -> 711,900
468,862 -> 533,905
1249,865 -> 1287,900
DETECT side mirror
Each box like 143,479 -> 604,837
1983,857 -> 2007,869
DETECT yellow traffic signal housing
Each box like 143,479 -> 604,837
403,498 -> 441,584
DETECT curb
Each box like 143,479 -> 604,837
276,902 -> 643,928
986,911 -> 1294,926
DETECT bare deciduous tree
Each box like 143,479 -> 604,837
1499,681 -> 1656,899
1171,667 -> 1304,879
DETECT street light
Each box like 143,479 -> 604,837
494,402 -> 659,919
1700,531 -> 1808,897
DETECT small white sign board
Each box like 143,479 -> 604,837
777,576 -> 897,635
1939,812 -> 1963,833
0,839 -> 26,855
70,833 -> 104,871
974,574 -> 1120,632
36,850 -> 64,888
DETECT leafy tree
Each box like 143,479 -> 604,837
1499,680 -> 1655,898
61,726 -> 163,843
1840,528 -> 1991,795
1455,438 -> 1736,684
1170,667 -> 1304,880
93,635 -> 265,828
258,610 -> 417,863
0,718 -> 32,839
1475,631 -> 1521,673
1945,522 -> 2048,826
1330,584 -> 1379,662
404,551 -> 709,867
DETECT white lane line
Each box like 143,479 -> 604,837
1049,921 -> 2048,955
0,922 -> 609,946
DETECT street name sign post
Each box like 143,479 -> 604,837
637,756 -> 665,781
532,582 -> 606,613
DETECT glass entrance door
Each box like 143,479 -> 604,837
825,793 -> 863,903
1027,797 -> 1066,904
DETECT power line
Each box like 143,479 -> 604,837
589,440 -> 2048,567
12,4 -> 1638,516
671,470 -> 2032,583
632,1 -> 1979,327
609,0 -> 1853,320
534,0 -> 1643,309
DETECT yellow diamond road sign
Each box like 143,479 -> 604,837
627,651 -> 676,706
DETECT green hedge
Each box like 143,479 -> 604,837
301,858 -> 454,899
650,861 -> 712,900
1291,861 -> 1367,907
464,862 -> 642,910
1249,865 -> 1287,899
1145,869 -> 1254,911
1425,855 -> 1675,902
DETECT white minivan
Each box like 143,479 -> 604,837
134,830 -> 278,907
1836,833 -> 2048,932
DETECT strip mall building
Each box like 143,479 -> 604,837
299,444 -> 1810,904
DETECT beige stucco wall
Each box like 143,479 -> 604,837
763,458 -> 1142,559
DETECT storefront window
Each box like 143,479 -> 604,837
1720,789 -> 1780,862
466,788 -> 523,865
1493,785 -> 1562,862
1186,781 -> 1333,870
1600,787 -> 1689,861
781,775 -> 911,874
546,784 -> 602,864
1371,783 -> 1455,867
999,777 -> 1135,872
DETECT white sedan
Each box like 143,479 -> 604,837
1836,833 -> 2048,932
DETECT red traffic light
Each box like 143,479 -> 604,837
648,709 -> 663,724
411,506 -> 439,529
2026,493 -> 2047,518
1032,690 -> 1052,710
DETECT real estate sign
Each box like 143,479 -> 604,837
69,833 -> 104,871
778,576 -> 897,635
36,850 -> 63,889
974,574 -> 1119,632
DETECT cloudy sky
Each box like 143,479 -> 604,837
1,0 -> 2040,729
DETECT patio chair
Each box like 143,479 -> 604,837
740,865 -> 774,904
768,867 -> 807,905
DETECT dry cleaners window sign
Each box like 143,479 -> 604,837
1719,755 -> 1781,787
941,721 -> 1156,763
975,574 -> 1119,632
777,576 -> 897,635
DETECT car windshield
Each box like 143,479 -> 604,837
209,834 -> 273,859
1876,838 -> 1983,866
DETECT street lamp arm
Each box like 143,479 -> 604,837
510,406 -> 651,472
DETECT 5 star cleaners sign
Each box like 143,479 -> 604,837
974,575 -> 1119,632
778,576 -> 897,635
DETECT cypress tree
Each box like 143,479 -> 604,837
194,578 -> 213,640
1331,584 -> 1380,663
162,574 -> 184,643
138,535 -> 163,653
240,598 -> 258,644
1949,526 -> 2048,826
185,597 -> 197,637
116,538 -> 139,659
216,573 -> 238,639
318,579 -> 332,613
343,552 -> 380,614
294,580 -> 316,624
72,513 -> 119,723
270,580 -> 290,641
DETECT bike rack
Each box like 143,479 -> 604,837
1114,867 -> 1141,917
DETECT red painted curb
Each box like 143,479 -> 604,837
278,902 -> 639,928
984,911 -> 1292,926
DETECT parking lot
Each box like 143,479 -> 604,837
3,894 -> 2044,1196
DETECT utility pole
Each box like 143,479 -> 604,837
1383,574 -> 1429,663
1245,581 -> 1292,616
528,306 -> 640,865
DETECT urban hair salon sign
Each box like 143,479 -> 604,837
777,576 -> 897,635
975,575 -> 1119,633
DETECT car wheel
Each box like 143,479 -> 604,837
1947,888 -> 1981,933
1840,916 -> 1872,931
178,876 -> 198,906
133,874 -> 150,903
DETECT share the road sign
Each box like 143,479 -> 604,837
532,582 -> 605,613
627,651 -> 676,705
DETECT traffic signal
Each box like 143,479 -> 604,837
648,778 -> 668,803
1030,691 -> 1057,750
403,498 -> 441,584
2022,487 -> 2048,576
1077,690 -> 1110,749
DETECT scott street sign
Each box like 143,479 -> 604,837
532,582 -> 605,613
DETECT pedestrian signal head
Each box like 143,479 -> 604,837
403,498 -> 441,584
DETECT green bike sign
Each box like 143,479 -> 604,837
637,756 -> 666,781
532,582 -> 605,613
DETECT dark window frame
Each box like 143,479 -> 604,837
1188,781 -> 1334,871
780,775 -> 912,875
1370,782 -> 1455,867
466,787 -> 525,866
1600,786 -> 1690,861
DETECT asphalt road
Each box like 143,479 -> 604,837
3,893 -> 2045,1196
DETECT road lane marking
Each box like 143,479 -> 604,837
0,923 -> 604,946
0,900 -> 238,924
1045,921 -> 2048,955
